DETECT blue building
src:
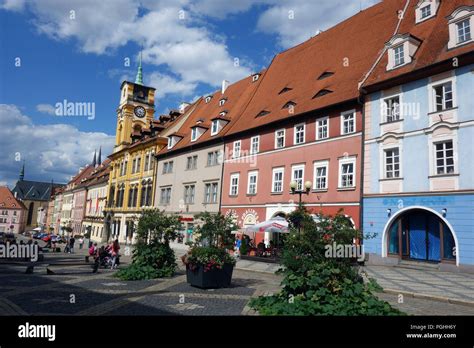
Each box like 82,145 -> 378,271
361,1 -> 474,272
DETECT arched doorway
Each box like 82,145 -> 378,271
384,208 -> 457,264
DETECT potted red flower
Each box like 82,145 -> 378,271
182,212 -> 237,289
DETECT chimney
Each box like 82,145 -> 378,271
221,80 -> 230,94
179,102 -> 190,114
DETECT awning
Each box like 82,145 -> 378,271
245,217 -> 289,234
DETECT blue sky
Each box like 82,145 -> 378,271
0,0 -> 378,187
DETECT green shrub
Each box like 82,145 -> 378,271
116,209 -> 181,281
250,208 -> 403,316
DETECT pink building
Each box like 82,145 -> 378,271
0,186 -> 27,234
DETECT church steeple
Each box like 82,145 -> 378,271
19,161 -> 25,181
92,150 -> 97,167
135,51 -> 143,85
97,146 -> 102,166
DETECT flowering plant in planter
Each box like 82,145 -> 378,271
182,212 -> 238,288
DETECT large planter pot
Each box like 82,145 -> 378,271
186,263 -> 234,289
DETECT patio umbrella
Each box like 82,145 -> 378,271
32,227 -> 42,231
245,216 -> 289,233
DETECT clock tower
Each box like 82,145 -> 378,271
114,53 -> 156,153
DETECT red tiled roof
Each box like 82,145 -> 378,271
0,186 -> 26,210
363,0 -> 474,88
158,72 -> 264,155
226,0 -> 405,135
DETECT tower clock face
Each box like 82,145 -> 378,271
134,106 -> 146,118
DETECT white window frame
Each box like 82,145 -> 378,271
294,123 -> 305,145
383,147 -> 401,179
291,164 -> 305,191
313,160 -> 329,190
233,140 -> 241,158
382,94 -> 402,123
393,44 -> 405,67
338,157 -> 356,189
457,18 -> 472,44
428,75 -> 456,113
316,117 -> 329,140
229,173 -> 239,196
415,0 -> 439,24
271,167 -> 284,193
247,171 -> 258,195
447,7 -> 474,49
219,99 -> 226,106
275,129 -> 285,149
191,127 -> 198,142
250,136 -> 260,155
211,120 -> 219,135
340,110 -> 356,135
434,140 -> 455,175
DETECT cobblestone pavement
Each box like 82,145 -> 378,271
0,251 -> 282,316
363,265 -> 474,303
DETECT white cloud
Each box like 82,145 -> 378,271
0,0 -> 26,11
8,0 -> 252,100
257,0 -> 380,48
0,104 -> 114,187
36,103 -> 56,115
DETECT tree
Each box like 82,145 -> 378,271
116,209 -> 182,280
192,212 -> 238,249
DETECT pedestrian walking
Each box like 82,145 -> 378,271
110,239 -> 120,269
79,237 -> 84,250
69,236 -> 75,254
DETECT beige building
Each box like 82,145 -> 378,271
155,75 -> 263,242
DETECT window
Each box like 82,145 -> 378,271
186,155 -> 198,170
250,136 -> 260,154
272,168 -> 284,193
294,123 -> 305,144
219,99 -> 226,106
191,127 -> 198,142
384,148 -> 400,178
204,182 -> 219,203
167,137 -> 172,149
394,45 -> 405,66
291,165 -> 305,191
420,5 -> 431,19
339,158 -> 356,188
233,141 -> 241,158
435,141 -> 454,175
184,185 -> 195,204
316,117 -> 329,140
383,96 -> 400,122
252,74 -> 260,82
247,171 -> 258,195
207,151 -> 221,166
457,18 -> 471,43
230,174 -> 239,196
341,111 -> 355,134
160,187 -> 172,204
275,129 -> 285,149
314,161 -> 328,190
433,82 -> 453,111
205,96 -> 212,103
144,153 -> 150,171
162,161 -> 173,174
211,120 -> 219,135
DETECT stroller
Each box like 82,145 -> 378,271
92,246 -> 120,273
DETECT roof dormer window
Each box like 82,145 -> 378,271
312,89 -> 333,99
219,98 -> 226,106
415,0 -> 439,24
190,125 -> 207,142
205,96 -> 212,103
252,73 -> 260,82
278,87 -> 292,94
317,71 -> 334,80
447,6 -> 474,49
219,111 -> 227,117
282,101 -> 296,109
211,120 -> 219,135
191,127 -> 198,142
256,110 -> 270,118
385,34 -> 421,71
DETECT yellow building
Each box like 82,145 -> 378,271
104,57 -> 193,244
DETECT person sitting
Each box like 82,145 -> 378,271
257,240 -> 266,257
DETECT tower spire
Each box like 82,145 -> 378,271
135,50 -> 143,85
92,150 -> 97,167
19,161 -> 25,181
97,146 -> 102,166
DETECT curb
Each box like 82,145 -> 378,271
235,265 -> 278,275
382,288 -> 474,308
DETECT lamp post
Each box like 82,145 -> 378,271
289,180 -> 312,233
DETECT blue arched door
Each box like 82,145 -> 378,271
387,209 -> 456,263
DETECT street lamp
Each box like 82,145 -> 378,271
290,180 -> 312,234
290,180 -> 312,207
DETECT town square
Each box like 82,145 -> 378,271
0,0 -> 474,345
